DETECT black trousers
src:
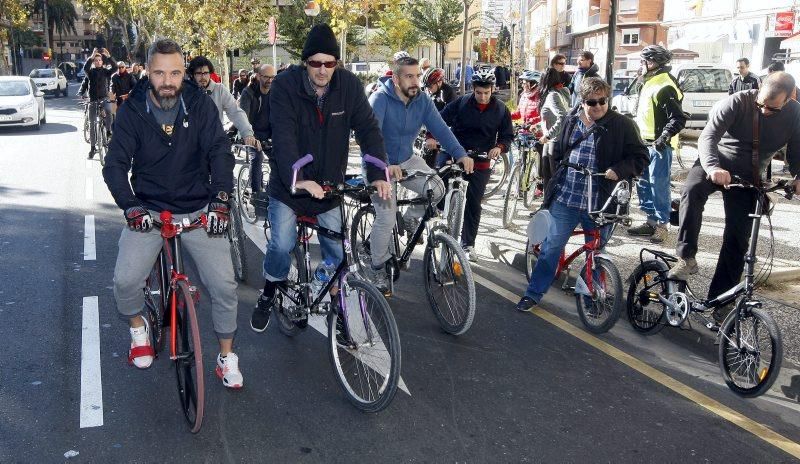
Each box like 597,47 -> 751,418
676,163 -> 756,299
460,168 -> 491,247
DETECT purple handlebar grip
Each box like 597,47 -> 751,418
291,154 -> 314,192
363,154 -> 390,183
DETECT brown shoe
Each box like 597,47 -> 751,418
649,225 -> 668,243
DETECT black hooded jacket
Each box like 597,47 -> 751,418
83,55 -> 115,101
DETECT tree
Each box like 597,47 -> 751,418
407,0 -> 462,68
458,0 -> 481,94
31,0 -> 78,62
276,0 -> 332,59
0,0 -> 29,74
496,25 -> 510,60
376,2 -> 420,58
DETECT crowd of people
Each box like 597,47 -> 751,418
95,24 -> 799,391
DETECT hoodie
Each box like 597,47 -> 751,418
368,78 -> 466,165
205,80 -> 254,139
568,63 -> 600,107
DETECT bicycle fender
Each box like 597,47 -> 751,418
593,252 -> 615,262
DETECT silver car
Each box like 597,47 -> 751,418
0,76 -> 47,130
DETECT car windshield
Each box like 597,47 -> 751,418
29,69 -> 55,78
614,78 -> 634,93
0,81 -> 31,96
678,69 -> 732,93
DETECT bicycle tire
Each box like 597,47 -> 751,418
525,238 -> 537,282
83,113 -> 90,143
97,121 -> 107,166
228,196 -> 248,283
574,257 -> 623,334
676,139 -> 698,171
173,280 -> 205,433
423,230 -> 476,335
446,190 -> 464,244
143,255 -> 166,353
625,260 -> 668,335
328,277 -> 401,412
236,167 -> 258,224
483,152 -> 510,199
275,247 -> 307,337
350,205 -> 376,276
502,165 -> 521,228
718,307 -> 783,398
522,150 -> 540,209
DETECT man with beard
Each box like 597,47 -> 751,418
231,68 -> 249,99
102,39 -> 243,388
568,51 -> 600,106
111,60 -> 137,112
239,63 -> 276,193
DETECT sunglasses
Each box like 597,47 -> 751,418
756,101 -> 782,113
584,97 -> 608,107
307,60 -> 337,69
555,61 -> 566,65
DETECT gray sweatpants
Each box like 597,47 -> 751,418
112,209 -> 238,339
369,155 -> 445,267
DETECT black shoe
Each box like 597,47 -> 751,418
516,296 -> 537,312
250,293 -> 276,333
712,304 -> 734,325
88,148 -> 96,159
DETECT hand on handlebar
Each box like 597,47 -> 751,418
296,180 -> 325,199
604,169 -> 619,181
124,206 -> 153,232
371,180 -> 392,201
458,156 -> 474,174
708,169 -> 731,187
488,147 -> 502,160
424,138 -> 439,151
243,136 -> 260,150
388,165 -> 404,181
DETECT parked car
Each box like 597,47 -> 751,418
612,75 -> 635,98
0,76 -> 47,130
29,68 -> 69,97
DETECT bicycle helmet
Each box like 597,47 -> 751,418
471,68 -> 496,86
519,70 -> 541,83
393,51 -> 411,62
422,68 -> 445,87
639,45 -> 672,65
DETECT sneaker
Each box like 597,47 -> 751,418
516,296 -> 537,312
250,292 -> 276,333
88,147 -> 96,159
712,304 -> 735,325
216,352 -> 243,389
366,265 -> 390,295
649,224 -> 668,243
463,245 -> 477,263
667,258 -> 698,281
128,316 -> 154,369
627,222 -> 656,237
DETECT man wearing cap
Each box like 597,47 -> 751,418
249,24 -> 391,333
111,60 -> 137,112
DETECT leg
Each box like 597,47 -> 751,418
707,189 -> 757,299
524,201 -> 581,302
461,168 -> 491,247
103,100 -> 113,134
250,150 -> 264,193
368,183 -> 398,268
634,147 -> 659,226
675,163 -> 718,259
316,206 -> 344,268
112,225 -> 165,325
400,155 -> 445,220
262,198 -> 299,282
88,102 -> 98,149
651,146 -> 673,225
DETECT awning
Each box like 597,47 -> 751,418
780,32 -> 800,49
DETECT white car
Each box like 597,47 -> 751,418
29,68 -> 69,97
0,76 -> 47,130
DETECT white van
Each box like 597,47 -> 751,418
673,63 -> 732,129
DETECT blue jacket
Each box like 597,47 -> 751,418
102,77 -> 233,214
368,78 -> 465,165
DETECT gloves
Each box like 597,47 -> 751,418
124,206 -> 152,232
653,136 -> 670,151
207,200 -> 230,235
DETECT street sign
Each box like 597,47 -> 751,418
268,17 -> 277,45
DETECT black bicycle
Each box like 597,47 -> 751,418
627,177 -> 795,397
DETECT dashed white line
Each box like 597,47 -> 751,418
84,215 -> 96,260
80,296 -> 103,428
85,177 -> 93,200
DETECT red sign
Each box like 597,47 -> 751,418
268,17 -> 277,45
775,11 -> 795,37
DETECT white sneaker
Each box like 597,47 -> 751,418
128,316 -> 154,369
216,352 -> 243,389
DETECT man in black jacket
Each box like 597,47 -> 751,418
102,39 -> 244,388
110,60 -> 137,110
239,64 -> 275,193
516,77 -> 649,311
439,70 -> 514,261
83,48 -> 115,159
250,24 -> 391,332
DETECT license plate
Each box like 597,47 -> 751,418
0,115 -> 12,121
694,100 -> 714,107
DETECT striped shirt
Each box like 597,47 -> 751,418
556,117 -> 598,211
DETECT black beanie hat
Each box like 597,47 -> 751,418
302,24 -> 340,61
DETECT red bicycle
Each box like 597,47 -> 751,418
142,211 -> 207,433
524,162 -> 632,333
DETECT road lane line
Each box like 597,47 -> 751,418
84,215 -> 96,260
472,274 -> 800,460
80,296 -> 104,428
85,177 -> 93,200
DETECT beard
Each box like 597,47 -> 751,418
154,84 -> 181,109
401,85 -> 419,99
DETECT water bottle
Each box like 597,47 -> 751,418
311,259 -> 337,295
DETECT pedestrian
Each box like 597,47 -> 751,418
537,66 -> 571,192
231,69 -> 249,99
568,51 -> 600,106
250,57 -> 261,76
729,58 -> 760,95
626,45 -> 687,243
82,48 -> 115,159
516,77 -> 649,311
667,72 -> 800,323
239,63 -> 277,194
549,54 -> 571,91
102,38 -> 244,388
494,64 -> 508,89
111,60 -> 137,114
249,24 -> 391,332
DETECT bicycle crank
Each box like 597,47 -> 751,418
663,292 -> 690,326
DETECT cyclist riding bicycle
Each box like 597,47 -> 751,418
249,24 -> 391,332
422,67 -> 456,112
437,69 -> 514,261
366,55 -> 471,291
111,60 -> 137,112
239,63 -> 277,194
516,77 -> 649,312
83,48 -> 115,159
102,39 -> 244,388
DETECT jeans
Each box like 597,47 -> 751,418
636,145 -> 672,225
524,200 -> 611,302
89,100 -> 113,148
263,198 -> 343,282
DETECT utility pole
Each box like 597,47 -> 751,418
605,0 -> 618,85
43,0 -> 51,60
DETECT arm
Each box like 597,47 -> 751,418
728,78 -> 735,95
238,87 -> 254,121
199,97 -> 234,196
220,87 -> 254,139
699,95 -> 739,173
83,57 -> 93,73
269,77 -> 303,188
102,108 -> 141,210
544,92 -> 568,140
656,86 -> 687,140
423,97 -> 466,159
111,74 -> 120,96
786,114 -> 800,179
349,77 -> 388,183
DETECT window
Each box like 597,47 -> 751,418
622,28 -> 640,46
619,0 -> 638,13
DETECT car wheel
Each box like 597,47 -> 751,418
61,85 -> 67,97
41,107 -> 46,124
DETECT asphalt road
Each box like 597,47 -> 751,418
1,84 -> 799,463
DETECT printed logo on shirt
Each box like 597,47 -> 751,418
162,124 -> 174,136
331,110 -> 345,117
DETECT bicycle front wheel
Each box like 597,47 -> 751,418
483,152 -> 509,199
423,231 -> 476,335
502,165 -> 521,229
144,254 -> 166,353
328,277 -> 401,412
524,238 -> 538,282
445,190 -> 464,244
83,114 -> 90,143
97,123 -> 108,166
719,307 -> 783,398
173,280 -> 205,433
228,195 -> 248,282
236,166 -> 258,224
625,260 -> 668,335
574,257 -> 623,334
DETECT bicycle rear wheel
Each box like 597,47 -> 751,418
328,277 -> 401,412
275,247 -> 307,337
719,306 -> 782,398
574,257 -> 623,334
522,151 -> 540,209
236,166 -> 258,224
423,230 -> 476,335
483,152 -> 509,199
228,195 -> 248,282
173,280 -> 204,433
502,165 -> 521,229
143,254 -> 166,353
625,260 -> 668,335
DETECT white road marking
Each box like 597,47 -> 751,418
80,296 -> 103,428
83,215 -> 96,260
85,177 -> 93,200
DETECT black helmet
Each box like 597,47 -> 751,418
640,45 -> 672,66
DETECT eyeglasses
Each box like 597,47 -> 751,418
307,60 -> 337,69
258,75 -> 276,80
756,101 -> 782,113
584,97 -> 608,107
555,61 -> 566,66
193,71 -> 211,77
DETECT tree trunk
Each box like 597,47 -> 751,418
459,0 -> 468,95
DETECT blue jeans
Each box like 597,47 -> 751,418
263,198 -> 343,282
524,200 -> 611,302
636,145 -> 672,225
